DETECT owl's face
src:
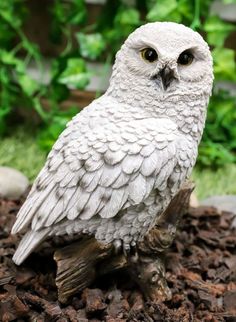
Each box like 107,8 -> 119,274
107,23 -> 213,143
114,22 -> 213,94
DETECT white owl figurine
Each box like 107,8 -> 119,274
12,22 -> 213,265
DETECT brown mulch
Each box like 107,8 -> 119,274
0,196 -> 236,322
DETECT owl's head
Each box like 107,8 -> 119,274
109,22 -> 213,98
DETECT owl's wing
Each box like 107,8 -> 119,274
11,113 -> 180,264
12,116 -> 179,234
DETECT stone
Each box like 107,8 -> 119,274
0,166 -> 29,199
200,195 -> 236,214
189,192 -> 199,208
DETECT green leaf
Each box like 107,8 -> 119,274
0,49 -> 24,70
0,115 -> 7,135
68,0 -> 87,25
37,127 -> 59,151
18,74 -> 39,96
112,7 -> 141,39
49,83 -> 69,102
76,33 -> 106,60
204,16 -> 235,47
69,11 -> 86,25
0,9 -> 22,29
115,7 -> 140,26
59,73 -> 90,89
32,98 -> 49,122
58,58 -> 90,89
198,141 -> 235,167
212,47 -> 236,81
51,0 -> 86,26
177,0 -> 194,21
37,107 -> 78,151
51,0 -> 67,24
0,21 -> 15,47
147,0 -> 179,22
200,88 -> 236,168
222,0 -> 236,4
0,105 -> 11,117
21,39 -> 40,59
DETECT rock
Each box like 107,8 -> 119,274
190,192 -> 199,208
200,195 -> 236,214
0,167 -> 29,199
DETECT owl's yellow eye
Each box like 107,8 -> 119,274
141,48 -> 158,63
178,50 -> 194,66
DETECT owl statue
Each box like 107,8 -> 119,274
12,22 -> 213,265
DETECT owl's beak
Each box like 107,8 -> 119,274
159,66 -> 175,91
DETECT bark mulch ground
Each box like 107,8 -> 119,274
0,196 -> 236,322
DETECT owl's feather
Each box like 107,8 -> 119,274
12,101 -> 185,264
11,21 -> 213,265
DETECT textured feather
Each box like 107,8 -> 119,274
99,189 -> 128,219
128,174 -> 147,204
99,164 -> 121,187
11,182 -> 55,233
79,186 -> 106,220
141,150 -> 159,176
122,154 -> 143,174
11,21 -> 213,265
12,229 -> 49,265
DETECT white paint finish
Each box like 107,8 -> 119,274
12,22 -> 213,265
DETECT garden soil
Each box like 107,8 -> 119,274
0,194 -> 236,322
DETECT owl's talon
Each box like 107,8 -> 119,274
113,239 -> 122,254
123,242 -> 139,263
123,243 -> 131,257
131,240 -> 136,247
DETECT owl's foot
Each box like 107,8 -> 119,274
113,239 -> 122,254
124,241 -> 139,263
113,239 -> 139,262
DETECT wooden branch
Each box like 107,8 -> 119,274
138,181 -> 195,254
54,181 -> 194,303
54,238 -> 112,304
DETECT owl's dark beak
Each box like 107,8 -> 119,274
159,66 -> 175,90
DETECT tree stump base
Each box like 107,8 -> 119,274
54,181 -> 195,303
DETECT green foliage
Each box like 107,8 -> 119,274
37,107 -> 80,151
58,58 -> 91,89
0,127 -> 47,181
0,0 -> 46,132
147,0 -> 183,23
76,33 -> 106,60
0,0 -> 236,168
212,48 -> 236,81
204,15 -> 235,47
198,90 -> 236,167
192,163 -> 236,199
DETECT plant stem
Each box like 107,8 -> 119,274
190,0 -> 201,30
33,97 -> 49,122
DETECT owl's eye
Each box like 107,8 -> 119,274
178,50 -> 194,66
141,48 -> 158,63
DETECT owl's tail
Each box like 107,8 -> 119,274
12,228 -> 49,265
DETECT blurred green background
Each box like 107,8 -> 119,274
0,0 -> 236,199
